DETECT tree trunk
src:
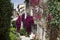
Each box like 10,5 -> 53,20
49,27 -> 58,40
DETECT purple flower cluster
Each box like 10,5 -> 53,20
16,16 -> 21,32
24,15 -> 34,34
30,0 -> 39,7
16,14 -> 34,34
47,13 -> 52,20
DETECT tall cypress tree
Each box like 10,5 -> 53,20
0,0 -> 13,40
47,0 -> 60,40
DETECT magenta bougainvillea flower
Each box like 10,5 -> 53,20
33,13 -> 42,20
16,16 -> 21,32
24,15 -> 34,34
30,0 -> 39,7
47,13 -> 52,20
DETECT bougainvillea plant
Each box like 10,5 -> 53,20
47,0 -> 60,40
16,16 -> 21,32
24,15 -> 34,34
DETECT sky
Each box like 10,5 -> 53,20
11,0 -> 25,11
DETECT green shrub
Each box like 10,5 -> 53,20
20,28 -> 26,36
9,27 -> 16,40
